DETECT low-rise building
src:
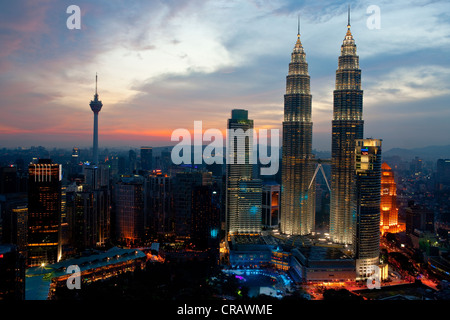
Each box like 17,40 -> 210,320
290,246 -> 356,283
25,247 -> 146,300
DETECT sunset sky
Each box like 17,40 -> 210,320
1,0 -> 449,151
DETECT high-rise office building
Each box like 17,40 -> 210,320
145,171 -> 173,240
84,164 -> 110,190
330,9 -> 364,245
0,193 -> 27,255
191,184 -> 220,250
115,175 -> 145,246
89,74 -> 103,165
173,171 -> 212,239
67,147 -> 81,179
353,139 -> 382,279
65,183 -> 111,253
405,201 -> 434,235
27,159 -> 62,267
226,109 -> 262,235
66,187 -> 96,252
436,159 -> 450,190
129,149 -> 137,174
71,147 -> 79,163
280,22 -> 315,236
140,147 -> 153,172
0,167 -> 18,194
380,162 -> 402,234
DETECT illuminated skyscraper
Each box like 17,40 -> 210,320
27,159 -> 62,267
226,109 -> 262,235
280,21 -> 315,235
330,8 -> 364,245
89,74 -> 103,165
380,162 -> 402,234
354,139 -> 381,280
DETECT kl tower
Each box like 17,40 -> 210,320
89,74 -> 103,165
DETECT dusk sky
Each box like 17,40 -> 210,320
1,0 -> 449,152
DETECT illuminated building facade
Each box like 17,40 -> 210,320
330,13 -> 364,245
280,26 -> 315,236
380,162 -> 403,234
271,248 -> 290,271
27,159 -> 62,267
354,139 -> 382,280
226,109 -> 262,235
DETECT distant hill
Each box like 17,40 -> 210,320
383,145 -> 450,161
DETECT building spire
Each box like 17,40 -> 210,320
345,4 -> 353,38
95,73 -> 98,96
298,14 -> 300,37
347,5 -> 350,28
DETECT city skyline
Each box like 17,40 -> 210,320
2,2 -> 450,304
1,0 -> 450,151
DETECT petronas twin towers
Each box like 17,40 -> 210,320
281,11 -> 363,245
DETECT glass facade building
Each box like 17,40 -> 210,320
226,109 -> 262,235
280,29 -> 315,236
354,139 -> 382,280
330,19 -> 364,245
